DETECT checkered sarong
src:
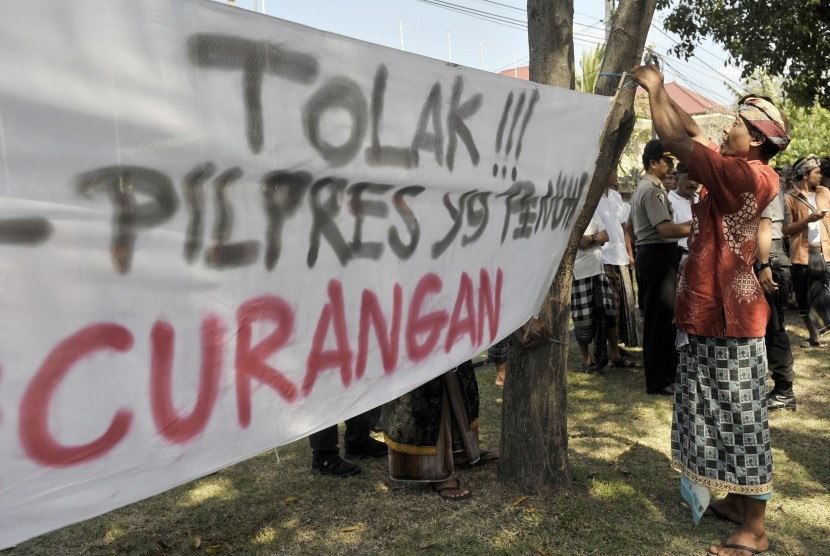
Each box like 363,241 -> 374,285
487,337 -> 511,364
671,335 -> 773,495
570,273 -> 616,329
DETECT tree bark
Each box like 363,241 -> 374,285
526,0 -> 574,89
499,0 -> 658,493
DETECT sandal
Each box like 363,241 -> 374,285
707,542 -> 768,555
800,338 -> 822,348
610,356 -> 637,368
431,477 -> 472,501
581,362 -> 598,374
457,449 -> 500,469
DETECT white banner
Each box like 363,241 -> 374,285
0,0 -> 610,547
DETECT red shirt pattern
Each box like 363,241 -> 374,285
676,142 -> 779,338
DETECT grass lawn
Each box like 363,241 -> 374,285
5,313 -> 829,555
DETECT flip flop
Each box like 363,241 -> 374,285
707,542 -> 767,555
581,362 -> 599,373
431,477 -> 472,501
610,355 -> 637,368
704,504 -> 742,525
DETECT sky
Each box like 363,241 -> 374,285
214,0 -> 746,107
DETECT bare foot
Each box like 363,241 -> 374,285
704,498 -> 744,525
707,528 -> 769,556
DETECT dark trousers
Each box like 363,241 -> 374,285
635,243 -> 680,392
309,407 -> 381,459
765,266 -> 795,383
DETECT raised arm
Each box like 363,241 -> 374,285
670,98 -> 710,147
630,65 -> 695,166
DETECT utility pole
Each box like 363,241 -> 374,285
604,0 -> 615,41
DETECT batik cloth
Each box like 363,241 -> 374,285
679,142 -> 779,338
738,95 -> 790,149
794,153 -> 821,177
603,263 -> 640,347
671,335 -> 773,496
380,361 -> 480,482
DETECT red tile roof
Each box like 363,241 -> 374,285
637,82 -> 732,116
498,66 -> 731,116
498,66 -> 530,81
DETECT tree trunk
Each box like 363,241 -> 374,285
499,0 -> 658,493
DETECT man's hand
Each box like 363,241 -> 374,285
630,64 -> 664,92
515,317 -> 552,349
809,209 -> 829,222
758,267 -> 778,293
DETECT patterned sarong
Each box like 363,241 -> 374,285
671,335 -> 773,495
604,263 -> 640,347
381,362 -> 481,482
570,273 -> 616,329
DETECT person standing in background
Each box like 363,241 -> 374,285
668,163 -> 699,264
629,139 -> 691,395
783,154 -> 830,347
757,185 -> 797,411
597,170 -> 640,353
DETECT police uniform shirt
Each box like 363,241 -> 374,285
630,174 -> 674,245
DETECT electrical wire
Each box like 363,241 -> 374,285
411,0 -> 745,98
414,0 -> 526,30
661,58 -> 735,108
652,12 -> 734,66
466,0 -> 524,13
660,52 -> 745,103
648,22 -> 748,93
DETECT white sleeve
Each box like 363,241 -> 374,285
588,212 -> 605,234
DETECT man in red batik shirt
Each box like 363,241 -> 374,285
632,65 -> 789,556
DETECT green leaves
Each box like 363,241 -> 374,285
659,0 -> 830,108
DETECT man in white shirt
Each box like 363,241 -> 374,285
668,163 -> 700,260
571,211 -> 635,372
597,170 -> 639,353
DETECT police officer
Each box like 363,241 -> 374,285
629,140 -> 691,395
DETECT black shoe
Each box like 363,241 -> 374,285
768,391 -> 797,411
311,455 -> 361,477
646,384 -> 675,396
345,438 -> 388,459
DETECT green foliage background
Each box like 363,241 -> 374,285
731,71 -> 830,166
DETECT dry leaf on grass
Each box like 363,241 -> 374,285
512,495 -> 530,507
340,525 -> 360,532
205,544 -> 222,554
283,497 -> 299,505
192,537 -> 201,548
